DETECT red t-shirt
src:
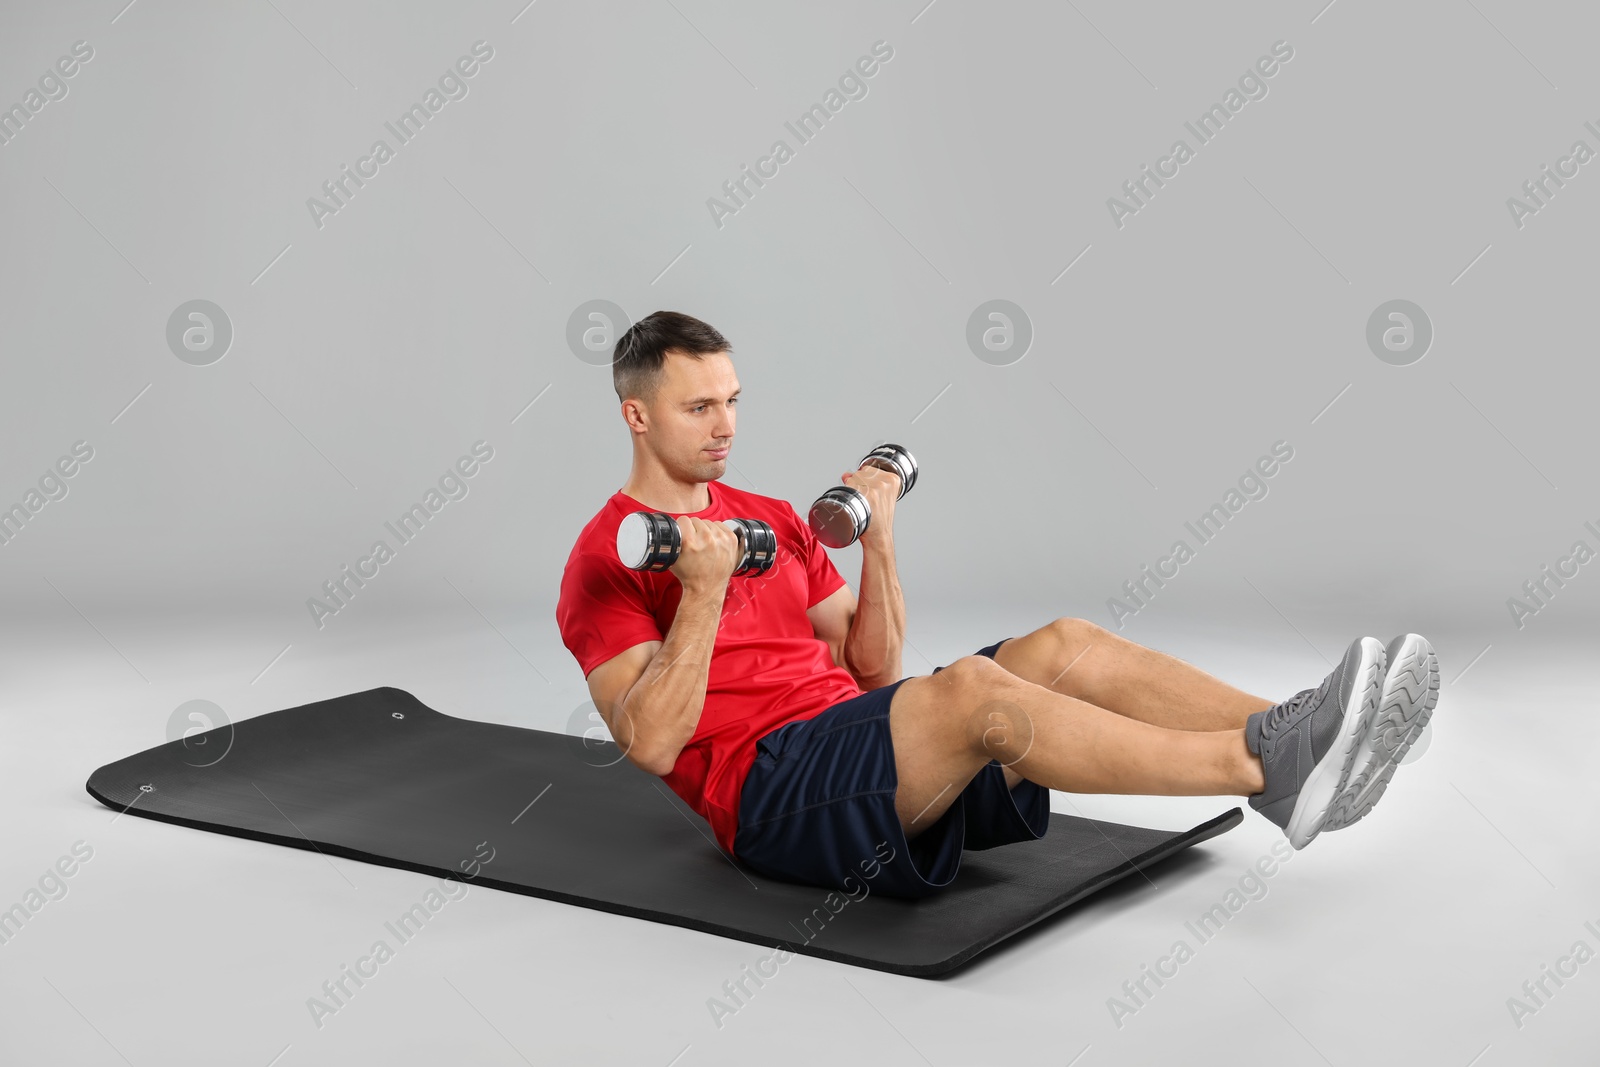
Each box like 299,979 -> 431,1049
555,480 -> 865,853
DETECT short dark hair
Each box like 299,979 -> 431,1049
611,310 -> 731,405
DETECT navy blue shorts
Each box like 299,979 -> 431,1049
732,638 -> 1050,900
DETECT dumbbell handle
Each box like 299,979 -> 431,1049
808,443 -> 918,550
616,511 -> 776,576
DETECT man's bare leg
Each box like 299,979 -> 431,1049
889,655 -> 1266,835
992,617 -> 1276,731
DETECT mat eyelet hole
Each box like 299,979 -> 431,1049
391,712 -> 405,719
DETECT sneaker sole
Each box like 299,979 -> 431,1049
1323,634 -> 1439,831
1283,637 -> 1386,849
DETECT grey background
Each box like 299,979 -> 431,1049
2,1 -> 1596,1065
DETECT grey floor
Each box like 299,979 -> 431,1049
4,608 -> 1593,1066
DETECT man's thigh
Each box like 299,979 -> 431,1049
888,673 -> 982,833
890,650 -> 1024,832
888,656 -> 1052,859
941,632 -> 1076,791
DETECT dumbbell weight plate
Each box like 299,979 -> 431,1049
724,517 -> 777,575
616,510 -> 679,572
809,487 -> 872,550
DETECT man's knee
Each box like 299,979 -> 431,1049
1041,617 -> 1116,699
937,653 -> 1012,692
916,655 -> 1012,729
1049,616 -> 1107,649
935,657 -> 1033,760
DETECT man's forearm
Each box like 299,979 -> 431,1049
844,536 -> 904,689
618,584 -> 725,774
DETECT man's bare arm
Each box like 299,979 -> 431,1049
588,516 -> 739,776
835,463 -> 905,689
612,582 -> 725,775
843,534 -> 904,690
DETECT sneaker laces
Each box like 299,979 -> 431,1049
1264,684 -> 1320,734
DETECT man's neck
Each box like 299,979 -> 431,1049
620,474 -> 712,515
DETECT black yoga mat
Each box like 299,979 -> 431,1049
86,687 -> 1241,977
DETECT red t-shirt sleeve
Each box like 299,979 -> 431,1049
556,549 -> 665,677
788,502 -> 848,609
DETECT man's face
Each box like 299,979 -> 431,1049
649,350 -> 739,482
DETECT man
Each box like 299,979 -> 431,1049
555,311 -> 1440,899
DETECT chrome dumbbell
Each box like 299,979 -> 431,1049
616,512 -> 777,576
807,443 -> 918,549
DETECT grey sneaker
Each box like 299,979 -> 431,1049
1322,634 -> 1440,832
1245,636 -> 1386,849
